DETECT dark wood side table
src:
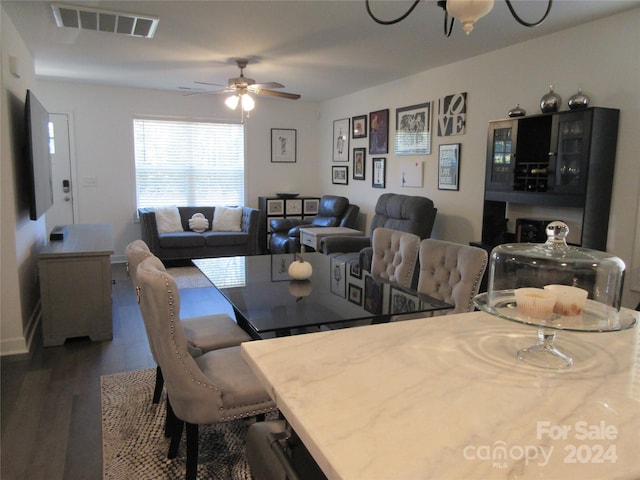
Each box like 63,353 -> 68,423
39,224 -> 114,346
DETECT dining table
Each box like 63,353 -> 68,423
241,308 -> 640,479
193,252 -> 451,338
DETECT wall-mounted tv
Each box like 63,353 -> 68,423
25,89 -> 54,221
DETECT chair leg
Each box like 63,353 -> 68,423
168,420 -> 184,459
152,365 -> 164,404
186,423 -> 199,480
165,396 -> 177,438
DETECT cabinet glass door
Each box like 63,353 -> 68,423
486,120 -> 516,190
552,111 -> 591,194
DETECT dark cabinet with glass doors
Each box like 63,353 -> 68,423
481,107 -> 619,250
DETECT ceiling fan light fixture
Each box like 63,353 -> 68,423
225,94 -> 239,110
241,94 -> 255,112
446,0 -> 495,34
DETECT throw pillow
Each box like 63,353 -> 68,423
188,213 -> 209,233
212,206 -> 243,232
154,206 -> 183,234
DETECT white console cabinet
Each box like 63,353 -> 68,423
39,224 -> 114,346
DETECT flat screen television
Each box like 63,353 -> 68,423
24,89 -> 54,221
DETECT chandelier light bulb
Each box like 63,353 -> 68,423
225,94 -> 239,110
447,0 -> 495,34
241,93 -> 255,111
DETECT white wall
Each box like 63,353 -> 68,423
35,82 -> 322,261
2,8 -> 639,355
319,9 -> 640,309
1,8 -> 47,355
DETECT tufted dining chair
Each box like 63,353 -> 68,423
370,228 -> 421,289
125,240 -> 252,406
416,239 -> 488,314
136,256 -> 277,480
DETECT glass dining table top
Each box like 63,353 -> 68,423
193,253 -> 452,338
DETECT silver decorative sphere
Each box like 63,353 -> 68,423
540,85 -> 561,113
568,89 -> 590,110
508,104 -> 526,117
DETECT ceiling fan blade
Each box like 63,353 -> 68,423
251,81 -> 284,89
195,80 -> 229,88
254,89 -> 301,100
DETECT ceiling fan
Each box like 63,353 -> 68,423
191,59 -> 301,102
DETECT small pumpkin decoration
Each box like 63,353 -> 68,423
289,279 -> 313,299
288,254 -> 313,280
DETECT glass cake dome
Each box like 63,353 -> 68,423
474,221 -> 635,368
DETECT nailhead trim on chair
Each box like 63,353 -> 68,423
465,256 -> 488,312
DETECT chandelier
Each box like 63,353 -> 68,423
366,0 -> 552,36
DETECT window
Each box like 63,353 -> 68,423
133,118 -> 244,208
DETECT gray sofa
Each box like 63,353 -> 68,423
138,206 -> 261,261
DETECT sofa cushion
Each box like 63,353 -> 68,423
212,206 -> 243,232
155,206 -> 183,233
159,232 -> 206,248
203,232 -> 248,247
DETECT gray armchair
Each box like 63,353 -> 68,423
269,195 -> 359,253
320,193 -> 437,271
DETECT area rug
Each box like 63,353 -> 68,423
166,266 -> 212,289
101,368 -> 261,479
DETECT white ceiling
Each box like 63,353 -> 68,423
4,0 -> 639,102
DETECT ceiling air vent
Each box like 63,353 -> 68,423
51,3 -> 159,38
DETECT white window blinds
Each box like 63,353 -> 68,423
134,118 -> 245,208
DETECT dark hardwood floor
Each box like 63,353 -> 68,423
1,263 -> 235,480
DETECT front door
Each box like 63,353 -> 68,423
45,113 -> 74,233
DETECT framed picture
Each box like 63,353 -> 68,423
438,143 -> 461,191
266,198 -> 284,215
271,128 -> 296,163
271,254 -> 295,282
285,198 -> 303,215
400,160 -> 424,188
364,275 -> 383,314
330,256 -> 346,298
349,260 -> 362,280
348,284 -> 363,306
353,147 -> 366,180
369,109 -> 389,154
332,165 -> 348,185
395,102 -> 432,155
352,115 -> 367,139
372,157 -> 386,188
389,286 -> 419,314
437,92 -> 467,137
333,118 -> 350,162
303,198 -> 319,215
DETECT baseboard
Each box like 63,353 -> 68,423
0,302 -> 40,356
24,301 -> 41,352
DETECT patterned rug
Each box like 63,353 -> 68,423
101,369 -> 260,479
166,266 -> 212,289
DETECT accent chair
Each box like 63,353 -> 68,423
269,195 -> 359,253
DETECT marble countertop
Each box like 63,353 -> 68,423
241,310 -> 640,480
